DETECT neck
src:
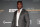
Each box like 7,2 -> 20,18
18,8 -> 23,12
18,9 -> 20,12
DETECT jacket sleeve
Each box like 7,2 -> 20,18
11,12 -> 15,27
24,11 -> 30,27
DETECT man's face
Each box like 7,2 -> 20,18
17,2 -> 23,9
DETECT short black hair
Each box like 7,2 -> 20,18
17,1 -> 23,4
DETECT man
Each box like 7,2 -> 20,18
11,1 -> 30,27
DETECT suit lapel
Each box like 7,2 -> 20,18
14,11 -> 17,26
19,9 -> 25,17
19,9 -> 25,20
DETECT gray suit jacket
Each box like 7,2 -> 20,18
11,9 -> 30,27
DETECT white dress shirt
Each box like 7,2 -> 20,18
16,8 -> 23,26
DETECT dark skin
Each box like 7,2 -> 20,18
17,2 -> 23,12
